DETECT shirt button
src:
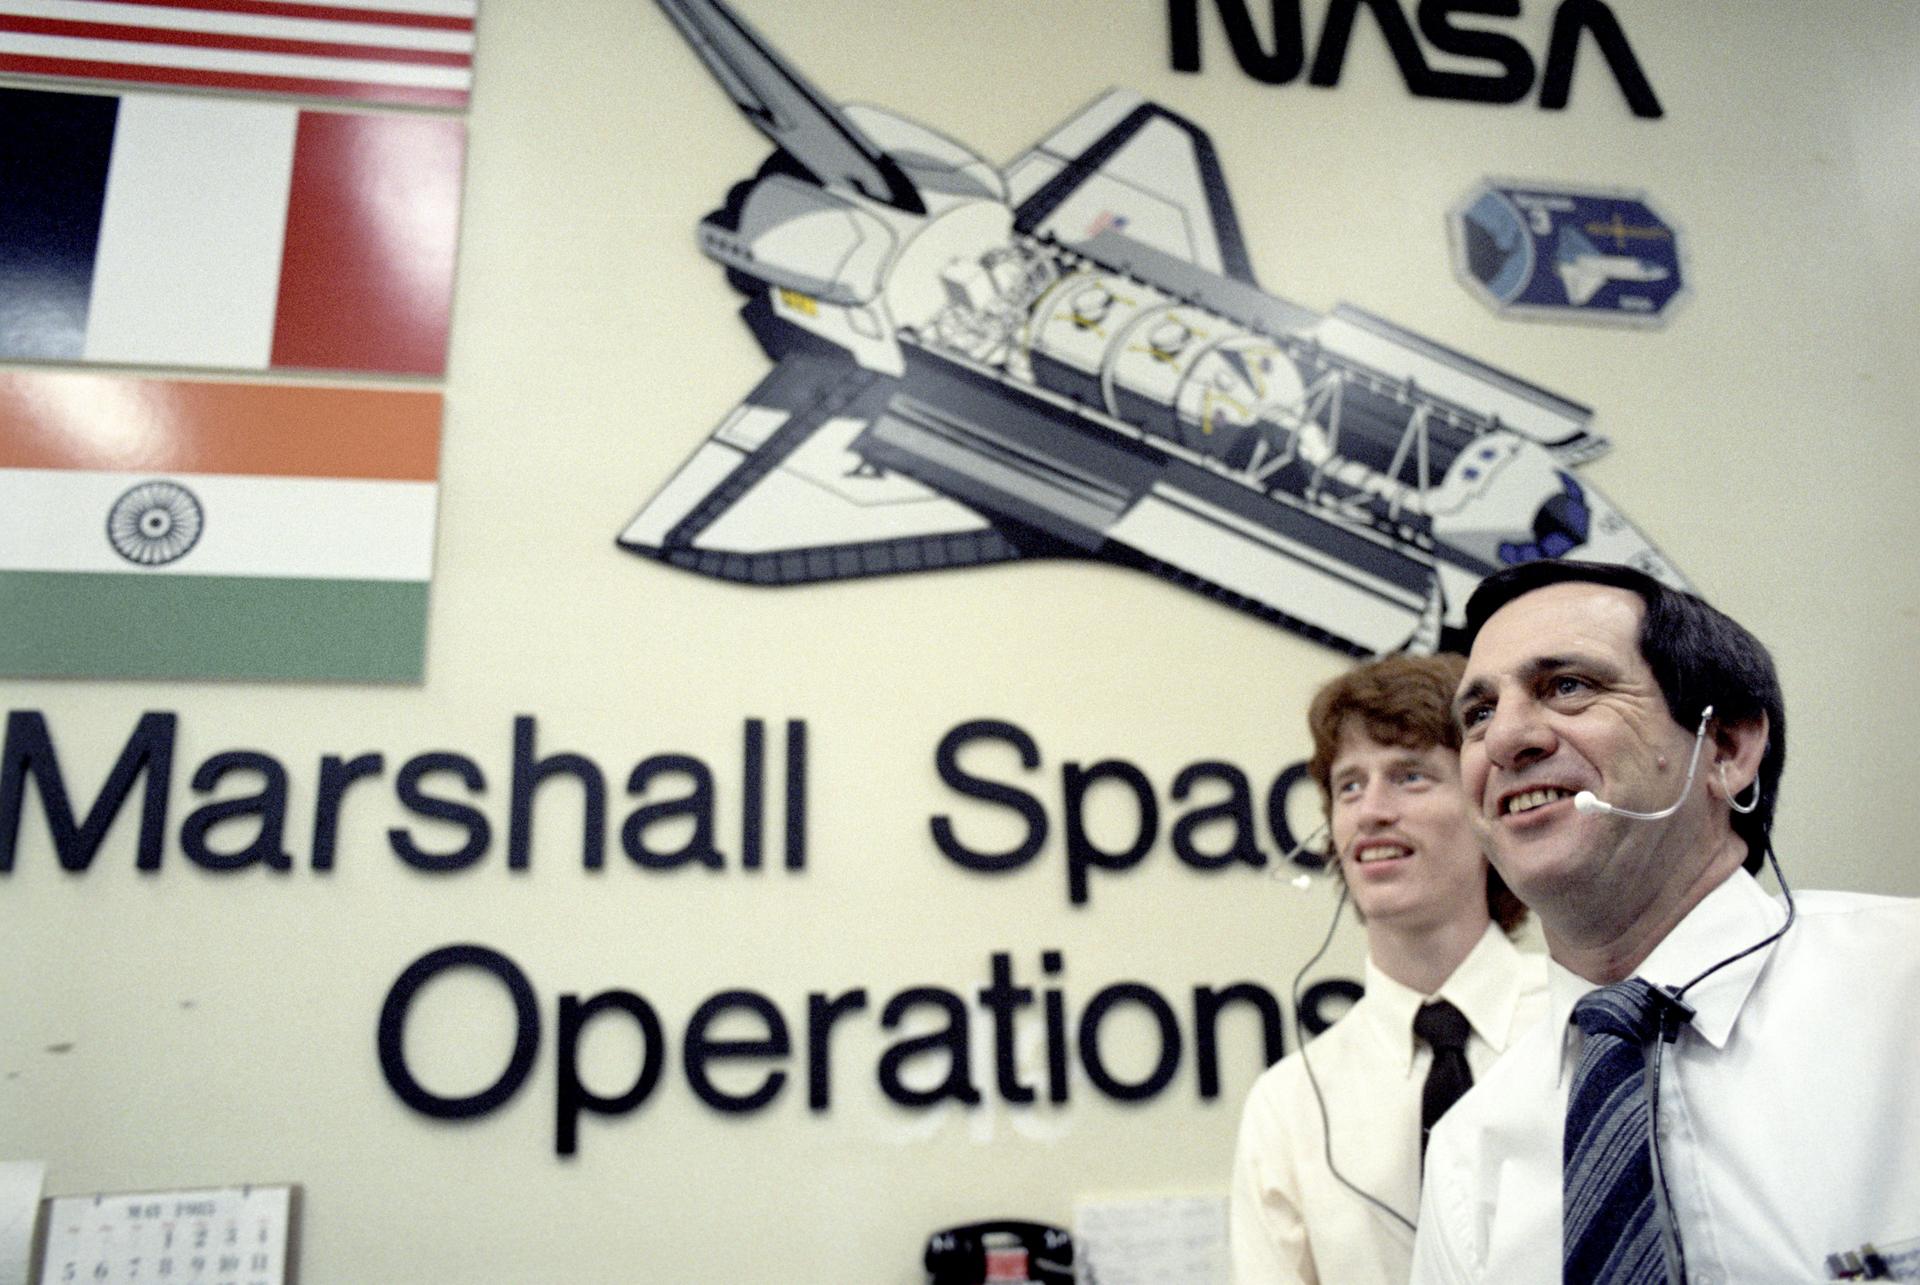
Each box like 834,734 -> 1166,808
1693,1270 -> 1719,1285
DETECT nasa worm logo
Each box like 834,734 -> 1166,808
107,480 -> 204,567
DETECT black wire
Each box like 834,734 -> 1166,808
1285,788 -> 1801,1264
1643,838 -> 1798,1285
1644,1032 -> 1687,1284
1290,879 -> 1419,1234
1671,838 -> 1796,1007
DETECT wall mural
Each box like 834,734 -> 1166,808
621,0 -> 1688,657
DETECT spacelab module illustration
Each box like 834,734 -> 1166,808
620,0 -> 1687,656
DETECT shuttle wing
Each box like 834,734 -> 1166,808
619,354 -> 1033,583
1005,90 -> 1257,286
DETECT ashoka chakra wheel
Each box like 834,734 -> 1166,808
107,480 -> 204,567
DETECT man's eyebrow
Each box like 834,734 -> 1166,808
1454,676 -> 1494,715
1454,653 -> 1623,716
1525,653 -> 1619,683
1330,752 -> 1435,788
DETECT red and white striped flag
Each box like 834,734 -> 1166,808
0,0 -> 476,109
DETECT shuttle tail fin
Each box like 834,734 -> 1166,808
650,0 -> 926,213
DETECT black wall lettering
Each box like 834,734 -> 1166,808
741,718 -> 764,871
1264,761 -> 1322,868
683,989 -> 791,1114
1169,0 -> 1307,84
784,718 -> 807,871
1300,977 -> 1367,1037
1171,0 -> 1660,118
621,753 -> 724,869
1042,949 -> 1070,1104
180,750 -> 292,871
930,720 -> 1047,874
311,752 -> 383,871
878,986 -> 980,1108
1416,0 -> 1534,102
1539,0 -> 1662,117
1171,761 -> 1266,870
1309,0 -> 1435,93
807,988 -> 869,1111
1062,759 -> 1157,906
556,989 -> 667,1155
0,710 -> 175,873
389,752 -> 492,871
1078,982 -> 1182,1102
508,715 -> 606,871
1192,982 -> 1287,1098
977,951 -> 1036,1105
377,943 -> 539,1120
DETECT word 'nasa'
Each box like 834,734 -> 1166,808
932,720 -> 1314,905
1171,0 -> 1662,118
378,943 -> 1361,1155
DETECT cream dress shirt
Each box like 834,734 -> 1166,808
1230,923 -> 1548,1285
1412,870 -> 1920,1285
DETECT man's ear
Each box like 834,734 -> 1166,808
1711,711 -> 1769,801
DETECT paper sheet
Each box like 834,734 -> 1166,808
0,1163 -> 47,1285
38,1185 -> 292,1285
1073,1193 -> 1228,1285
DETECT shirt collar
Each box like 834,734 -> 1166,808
1549,868 -> 1787,1084
1366,921 -> 1530,1076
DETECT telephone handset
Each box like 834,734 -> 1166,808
923,1220 -> 1074,1284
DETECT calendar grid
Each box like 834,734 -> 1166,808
35,1185 -> 298,1285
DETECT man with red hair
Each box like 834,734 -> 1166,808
1232,653 -> 1545,1284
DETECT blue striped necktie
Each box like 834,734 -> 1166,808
1563,978 -> 1667,1284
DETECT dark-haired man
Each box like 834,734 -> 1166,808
1231,654 -> 1546,1285
1413,560 -> 1920,1284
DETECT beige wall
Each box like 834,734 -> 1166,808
3,1 -> 1916,1279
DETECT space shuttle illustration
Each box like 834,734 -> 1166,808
1555,227 -> 1672,307
620,0 -> 1687,655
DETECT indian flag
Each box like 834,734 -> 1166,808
0,368 -> 441,681
0,85 -> 464,375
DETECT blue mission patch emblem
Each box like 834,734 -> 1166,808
1451,182 -> 1684,325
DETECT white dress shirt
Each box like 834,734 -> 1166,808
1412,870 -> 1920,1285
1231,923 -> 1547,1285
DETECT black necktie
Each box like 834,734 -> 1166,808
1413,999 -> 1474,1166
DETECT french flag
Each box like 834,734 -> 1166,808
0,84 -> 464,376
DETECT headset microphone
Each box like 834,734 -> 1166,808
1270,822 -> 1331,888
1571,706 -> 1714,820
1570,699 -> 1788,1285
1515,696 -> 1787,1285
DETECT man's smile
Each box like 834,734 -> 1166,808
1353,840 -> 1413,865
1500,786 -> 1575,817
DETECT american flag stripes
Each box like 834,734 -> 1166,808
0,0 -> 476,109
